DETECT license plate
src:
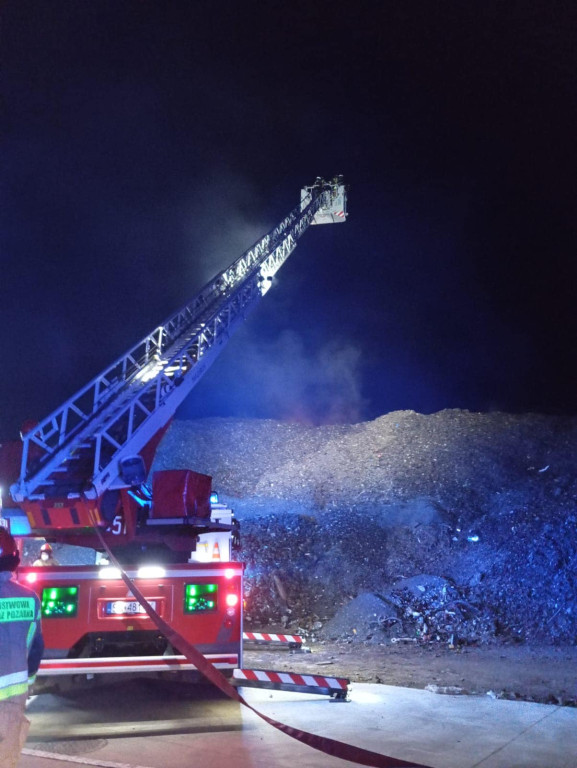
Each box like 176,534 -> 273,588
104,600 -> 156,616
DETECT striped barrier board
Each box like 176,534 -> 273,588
233,668 -> 349,700
38,654 -> 239,676
243,631 -> 304,648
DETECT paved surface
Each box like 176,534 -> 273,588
18,682 -> 577,768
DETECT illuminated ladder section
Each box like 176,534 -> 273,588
13,179 -> 347,503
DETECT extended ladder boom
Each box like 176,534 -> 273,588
12,178 -> 347,511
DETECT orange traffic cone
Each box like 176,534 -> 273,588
212,541 -> 221,561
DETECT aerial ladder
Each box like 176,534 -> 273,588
9,176 -> 348,557
1,176 -> 347,693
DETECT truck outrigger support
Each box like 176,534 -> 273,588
232,668 -> 350,700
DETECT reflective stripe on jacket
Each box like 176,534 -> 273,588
0,572 -> 44,702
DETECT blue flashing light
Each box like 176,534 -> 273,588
210,492 -> 219,505
127,488 -> 153,507
1,511 -> 31,536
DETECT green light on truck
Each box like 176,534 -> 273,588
41,586 -> 79,618
184,583 -> 218,614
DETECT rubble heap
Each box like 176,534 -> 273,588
154,410 -> 577,647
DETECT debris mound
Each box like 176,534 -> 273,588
322,593 -> 398,644
155,409 -> 577,647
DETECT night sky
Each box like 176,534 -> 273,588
2,2 -> 577,439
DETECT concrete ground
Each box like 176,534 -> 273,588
19,683 -> 577,768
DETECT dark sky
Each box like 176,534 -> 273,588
2,1 -> 577,438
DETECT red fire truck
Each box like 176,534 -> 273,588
0,178 -> 347,694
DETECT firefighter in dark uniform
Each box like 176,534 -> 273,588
0,528 -> 44,767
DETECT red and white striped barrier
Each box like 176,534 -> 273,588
39,654 -> 239,676
243,631 -> 303,648
233,668 -> 349,699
